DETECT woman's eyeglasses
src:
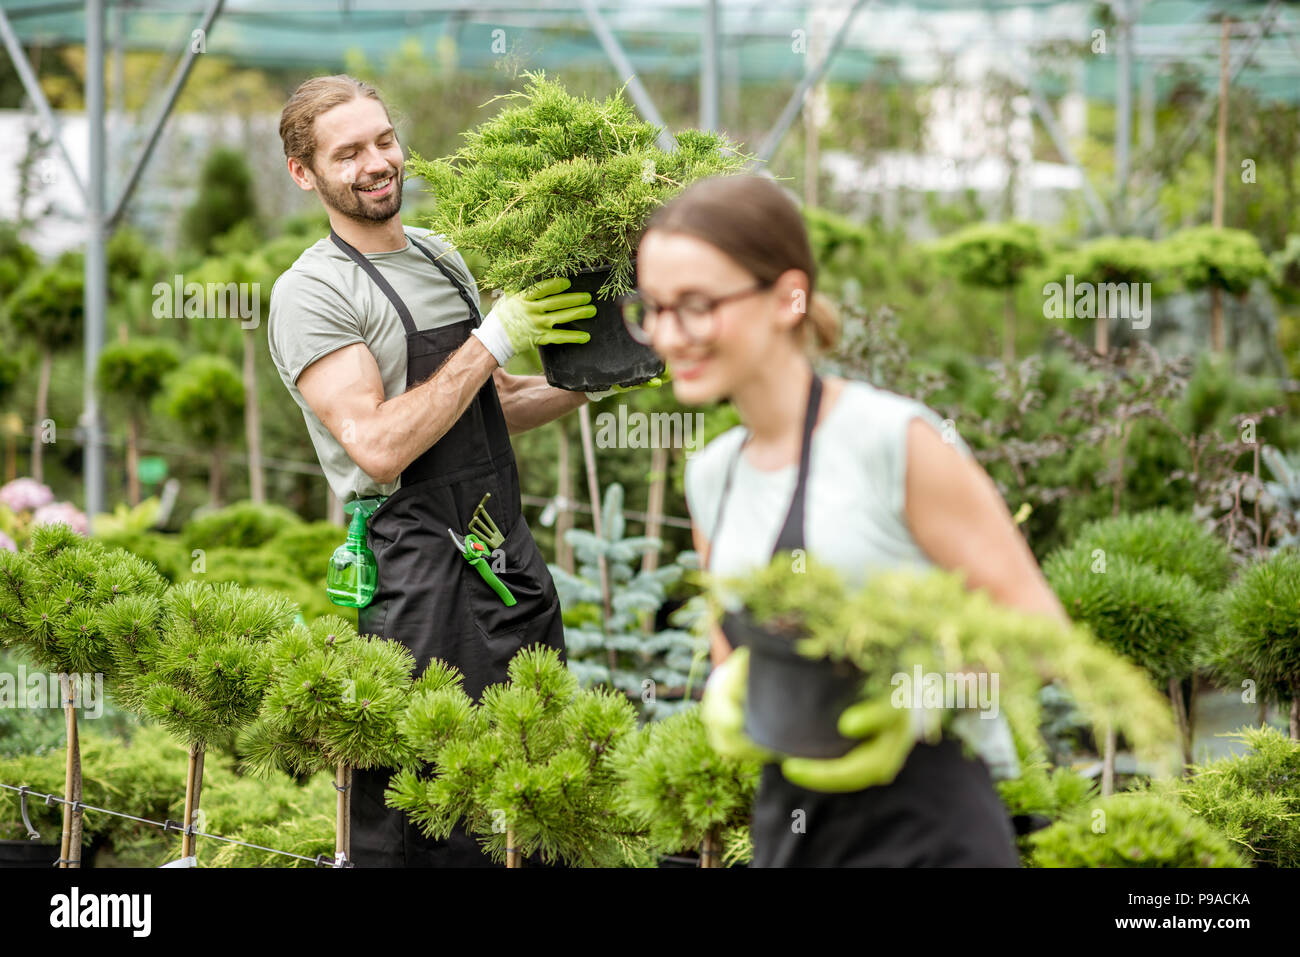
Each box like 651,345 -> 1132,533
619,282 -> 772,345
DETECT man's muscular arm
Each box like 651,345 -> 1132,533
297,334 -> 498,484
493,369 -> 587,434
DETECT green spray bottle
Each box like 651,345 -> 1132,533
327,498 -> 382,608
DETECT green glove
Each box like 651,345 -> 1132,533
585,372 -> 670,402
471,277 -> 597,366
700,646 -> 778,764
779,697 -> 917,793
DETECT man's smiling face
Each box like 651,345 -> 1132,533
302,96 -> 404,222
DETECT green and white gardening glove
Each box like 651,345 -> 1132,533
700,646 -> 778,764
779,697 -> 918,793
471,277 -> 597,367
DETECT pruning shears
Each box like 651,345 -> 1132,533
447,496 -> 517,608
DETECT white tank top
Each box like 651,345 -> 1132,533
685,379 -> 972,589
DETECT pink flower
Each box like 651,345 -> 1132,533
31,501 -> 88,536
0,478 -> 55,513
0,531 -> 15,552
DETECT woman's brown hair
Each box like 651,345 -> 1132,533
640,173 -> 839,354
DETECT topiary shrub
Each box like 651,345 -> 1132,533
1028,791 -> 1248,867
1208,548 -> 1300,739
1153,725 -> 1300,868
181,500 -> 302,554
239,615 -> 424,778
388,645 -> 650,867
608,705 -> 759,865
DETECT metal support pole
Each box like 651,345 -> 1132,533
580,0 -> 677,152
109,0 -> 225,228
749,0 -> 872,168
700,0 -> 719,132
0,6 -> 88,205
1025,85 -> 1112,231
1131,0 -> 1281,228
84,0 -> 107,527
1114,0 -> 1134,231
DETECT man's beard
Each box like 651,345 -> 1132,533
316,167 -> 403,223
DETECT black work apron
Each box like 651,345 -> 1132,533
331,229 -> 566,867
709,371 -> 1019,867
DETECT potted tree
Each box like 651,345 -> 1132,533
114,579 -> 297,864
608,705 -> 760,867
95,338 -> 180,507
0,523 -> 169,867
239,615 -> 429,866
407,71 -> 750,392
388,645 -> 650,867
1047,509 -> 1233,777
1162,226 -> 1271,354
931,221 -> 1045,366
721,555 -> 1177,772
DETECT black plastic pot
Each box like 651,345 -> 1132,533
722,610 -> 864,760
536,260 -> 664,393
0,839 -> 61,867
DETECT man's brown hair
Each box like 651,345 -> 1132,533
279,74 -> 388,171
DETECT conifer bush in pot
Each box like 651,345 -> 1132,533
408,71 -> 750,391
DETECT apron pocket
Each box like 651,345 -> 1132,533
463,511 -> 558,642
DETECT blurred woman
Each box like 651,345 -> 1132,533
629,174 -> 1071,867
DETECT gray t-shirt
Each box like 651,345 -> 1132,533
267,224 -> 482,502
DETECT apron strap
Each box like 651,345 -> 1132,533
329,229 -> 483,336
408,236 -> 482,326
704,370 -> 823,572
330,229 -> 417,336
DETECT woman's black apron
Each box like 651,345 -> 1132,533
709,371 -> 1019,867
331,230 -> 566,867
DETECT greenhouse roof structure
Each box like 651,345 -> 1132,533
1,1 -> 1297,99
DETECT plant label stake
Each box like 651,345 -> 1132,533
447,525 -> 516,606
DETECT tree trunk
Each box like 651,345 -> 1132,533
1169,676 -> 1192,773
31,349 -> 52,483
181,744 -> 205,861
126,413 -> 140,507
505,827 -> 521,869
1101,723 -> 1117,797
59,673 -> 83,868
209,447 -> 224,508
335,764 -> 352,866
578,405 -> 615,682
699,826 -> 721,868
641,444 -> 668,575
1210,287 -> 1225,354
1002,290 -> 1016,366
1095,303 -> 1109,355
556,420 -> 574,574
243,334 -> 265,503
1291,695 -> 1299,741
